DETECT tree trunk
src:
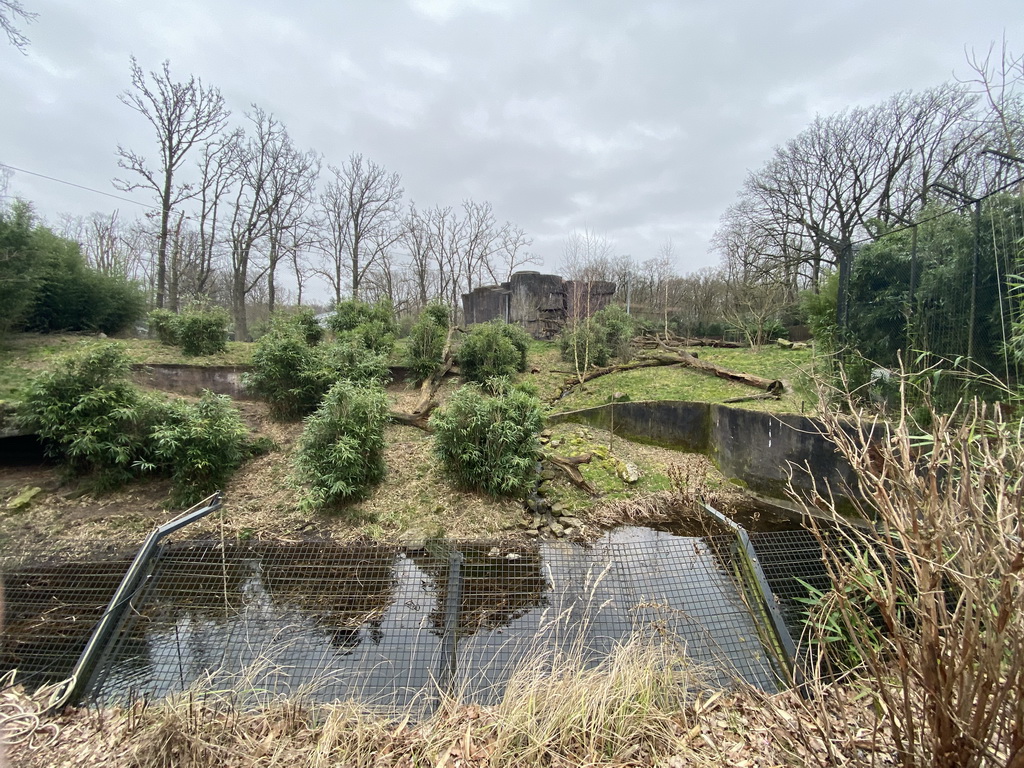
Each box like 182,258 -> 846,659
413,324 -> 457,414
155,178 -> 172,309
268,235 -> 278,315
544,452 -> 598,495
390,402 -> 436,431
232,266 -> 248,341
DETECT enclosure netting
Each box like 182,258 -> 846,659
841,190 -> 1024,390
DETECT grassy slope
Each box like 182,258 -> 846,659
0,333 -> 815,555
0,333 -> 253,400
535,341 -> 817,414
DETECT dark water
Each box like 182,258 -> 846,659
2,527 -> 783,710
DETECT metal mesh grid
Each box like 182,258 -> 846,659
3,527 -> 810,712
747,529 -> 833,647
0,555 -> 132,689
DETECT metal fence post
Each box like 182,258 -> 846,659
434,548 -> 464,708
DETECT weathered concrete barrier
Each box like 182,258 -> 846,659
547,401 -> 858,506
132,364 -> 254,399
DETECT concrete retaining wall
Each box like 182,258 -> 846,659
132,364 -> 253,399
548,401 -> 858,504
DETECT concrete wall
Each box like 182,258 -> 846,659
132,364 -> 254,399
548,401 -> 858,505
462,271 -> 617,339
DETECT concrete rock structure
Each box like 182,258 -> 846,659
462,271 -> 616,338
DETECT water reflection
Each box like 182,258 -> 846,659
3,529 -> 785,709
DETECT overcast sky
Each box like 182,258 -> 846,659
2,0 -> 1022,300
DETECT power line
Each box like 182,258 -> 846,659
0,161 -> 160,212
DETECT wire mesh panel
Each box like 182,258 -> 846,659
2,527 -> 832,713
0,555 -> 133,690
614,527 -> 781,691
453,536 -> 635,705
88,540 -> 449,713
747,529 -> 832,649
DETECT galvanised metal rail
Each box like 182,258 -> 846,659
701,503 -> 805,694
45,492 -> 223,712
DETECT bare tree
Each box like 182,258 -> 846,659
561,231 -> 611,384
459,199 -> 501,293
425,204 -> 467,309
284,216 -> 320,307
317,153 -> 403,302
226,107 -> 301,339
194,129 -> 242,301
561,227 -> 614,282
962,37 -> 1024,157
402,203 -> 435,307
115,57 -> 229,309
1,0 -> 36,52
715,84 -> 983,292
265,144 -> 319,313
491,222 -> 537,283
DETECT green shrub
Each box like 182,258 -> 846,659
15,224 -> 145,336
594,304 -> 635,362
15,342 -> 252,498
482,374 -> 538,398
244,330 -> 329,419
560,322 -> 608,369
147,391 -> 249,505
456,321 -> 531,383
148,309 -> 180,345
246,322 -> 391,419
292,380 -> 390,509
559,305 -> 635,371
405,303 -> 450,383
16,343 -> 155,486
328,299 -> 397,353
431,384 -> 542,498
147,306 -> 229,356
323,336 -> 392,385
175,306 -> 228,356
800,273 -> 839,349
292,308 -> 325,346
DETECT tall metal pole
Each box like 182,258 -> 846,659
968,199 -> 981,364
836,241 -> 853,335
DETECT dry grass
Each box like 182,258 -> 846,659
2,635 -> 888,768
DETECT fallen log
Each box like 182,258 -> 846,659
412,324 -> 458,414
551,358 -> 678,401
544,452 -> 598,495
633,334 -> 744,349
390,402 -> 437,432
661,347 -> 784,394
722,392 -> 781,404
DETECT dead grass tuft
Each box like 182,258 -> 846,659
8,634 -> 865,768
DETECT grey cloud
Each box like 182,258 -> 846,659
1,0 -> 1022,283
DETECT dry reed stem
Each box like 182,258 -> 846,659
789,370 -> 1024,768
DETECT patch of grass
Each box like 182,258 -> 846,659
690,345 -> 811,381
522,340 -> 565,402
0,333 -> 253,401
540,424 -> 675,514
555,346 -> 815,414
